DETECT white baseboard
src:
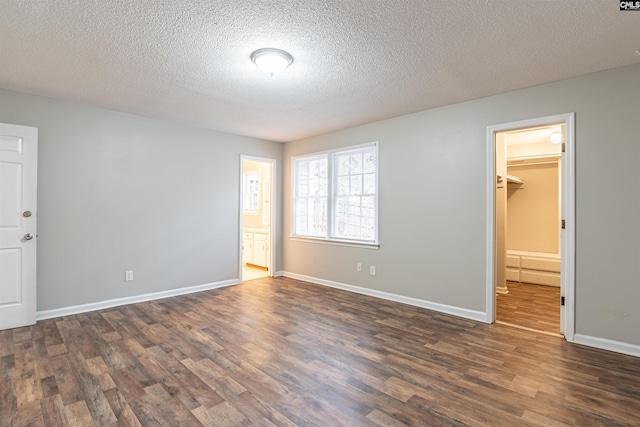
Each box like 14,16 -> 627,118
273,270 -> 285,277
572,334 -> 640,358
36,279 -> 240,321
496,286 -> 509,295
281,271 -> 487,323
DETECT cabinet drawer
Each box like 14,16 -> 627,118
254,233 -> 267,241
243,232 -> 253,240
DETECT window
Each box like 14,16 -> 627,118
243,170 -> 260,213
293,143 -> 378,245
293,155 -> 328,237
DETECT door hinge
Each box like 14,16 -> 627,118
561,296 -> 565,306
562,219 -> 565,229
562,142 -> 566,153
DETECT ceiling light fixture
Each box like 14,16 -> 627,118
251,48 -> 293,77
550,132 -> 562,144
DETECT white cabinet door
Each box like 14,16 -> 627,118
242,232 -> 253,264
253,233 -> 267,268
0,123 -> 38,330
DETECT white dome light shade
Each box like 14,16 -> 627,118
251,48 -> 293,76
550,132 -> 562,144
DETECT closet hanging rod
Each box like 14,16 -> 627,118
508,153 -> 561,162
508,160 -> 558,167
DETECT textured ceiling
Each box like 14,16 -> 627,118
1,1 -> 639,142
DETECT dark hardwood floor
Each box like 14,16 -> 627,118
2,277 -> 639,426
497,281 -> 560,335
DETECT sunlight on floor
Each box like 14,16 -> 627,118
243,264 -> 269,281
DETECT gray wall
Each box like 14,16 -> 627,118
0,89 -> 283,311
283,64 -> 640,346
2,64 -> 638,348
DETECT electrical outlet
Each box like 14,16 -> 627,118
125,270 -> 134,282
370,266 -> 376,276
356,262 -> 362,272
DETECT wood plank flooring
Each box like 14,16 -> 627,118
2,276 -> 639,426
497,281 -> 560,334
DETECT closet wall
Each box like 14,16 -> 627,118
505,139 -> 562,287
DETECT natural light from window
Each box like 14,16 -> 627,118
293,143 -> 378,245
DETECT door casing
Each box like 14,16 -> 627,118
485,113 -> 575,341
239,155 -> 277,281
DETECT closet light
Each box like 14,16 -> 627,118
550,133 -> 562,144
251,48 -> 293,76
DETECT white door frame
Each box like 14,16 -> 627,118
238,155 -> 277,280
485,113 -> 575,341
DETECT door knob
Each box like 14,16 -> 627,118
24,233 -> 34,240
23,211 -> 32,217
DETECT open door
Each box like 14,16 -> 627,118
486,113 -> 575,341
239,156 -> 276,281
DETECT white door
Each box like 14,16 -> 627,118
0,123 -> 38,330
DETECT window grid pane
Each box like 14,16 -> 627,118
243,171 -> 260,212
294,156 -> 328,237
332,147 -> 376,241
293,145 -> 376,243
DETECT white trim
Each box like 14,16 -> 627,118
507,250 -> 560,259
486,113 -> 575,339
239,155 -> 277,281
289,236 -> 379,249
486,124 -> 497,322
573,334 -> 640,358
496,285 -> 509,295
507,153 -> 562,163
282,271 -> 486,323
562,113 -> 576,340
36,279 -> 239,321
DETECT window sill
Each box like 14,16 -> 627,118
289,236 -> 379,249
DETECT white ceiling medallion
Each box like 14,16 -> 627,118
251,48 -> 293,77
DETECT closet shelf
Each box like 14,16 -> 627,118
506,174 -> 524,185
497,174 -> 525,185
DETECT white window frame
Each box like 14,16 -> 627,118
291,142 -> 379,248
243,169 -> 260,214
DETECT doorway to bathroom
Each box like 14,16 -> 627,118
486,113 -> 575,339
240,156 -> 276,281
